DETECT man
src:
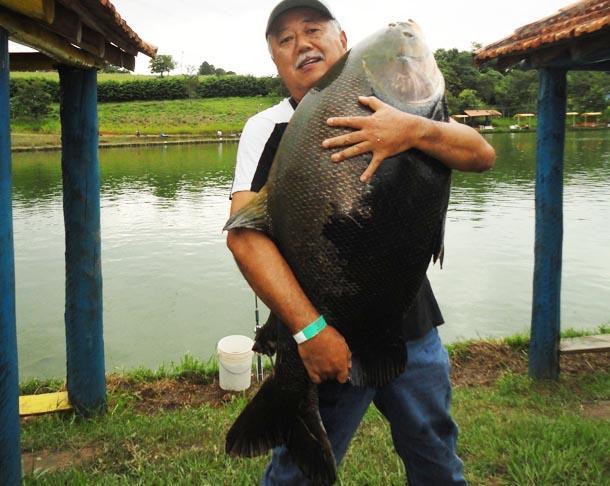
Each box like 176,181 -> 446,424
227,1 -> 495,484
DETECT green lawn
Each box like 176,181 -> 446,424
11,97 -> 282,139
18,330 -> 610,485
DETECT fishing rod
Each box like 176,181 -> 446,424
254,294 -> 264,382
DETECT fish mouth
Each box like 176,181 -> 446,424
296,55 -> 324,70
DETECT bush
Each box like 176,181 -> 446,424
11,77 -> 59,102
10,79 -> 53,121
10,75 -> 278,104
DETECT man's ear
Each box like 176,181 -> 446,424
340,31 -> 347,50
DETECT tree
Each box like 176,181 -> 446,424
149,54 -> 176,77
198,60 -> 235,76
198,61 -> 216,75
10,79 -> 52,122
455,89 -> 485,113
568,71 -> 610,112
101,64 -> 129,74
494,69 -> 538,115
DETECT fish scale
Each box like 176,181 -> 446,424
224,20 -> 451,485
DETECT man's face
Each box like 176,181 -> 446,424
268,7 -> 347,101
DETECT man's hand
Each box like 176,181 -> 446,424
297,325 -> 351,384
322,96 -> 427,183
322,95 -> 496,179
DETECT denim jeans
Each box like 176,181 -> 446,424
261,328 -> 466,485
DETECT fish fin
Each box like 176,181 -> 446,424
350,341 -> 406,388
287,386 -> 337,485
252,312 -> 279,356
226,378 -> 336,484
223,186 -> 270,233
225,375 -> 287,457
432,212 -> 446,269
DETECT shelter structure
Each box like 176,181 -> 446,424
0,1 -> 155,484
463,109 -> 502,127
566,111 -> 580,126
581,111 -> 603,125
475,0 -> 609,380
451,114 -> 470,123
513,113 -> 536,128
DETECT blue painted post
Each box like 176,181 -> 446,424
59,66 -> 106,414
0,28 -> 22,485
529,68 -> 567,380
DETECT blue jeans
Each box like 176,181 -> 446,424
261,328 -> 466,485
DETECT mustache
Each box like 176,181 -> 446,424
294,51 -> 325,69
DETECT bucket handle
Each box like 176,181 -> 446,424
219,361 -> 252,376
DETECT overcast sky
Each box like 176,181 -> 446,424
12,0 -> 573,75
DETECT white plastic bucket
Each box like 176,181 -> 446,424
217,335 -> 254,391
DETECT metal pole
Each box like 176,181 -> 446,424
254,295 -> 263,382
0,27 -> 22,485
529,67 -> 567,380
59,66 -> 106,414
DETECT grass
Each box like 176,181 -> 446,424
17,330 -> 610,485
10,96 -> 282,142
445,324 -> 610,357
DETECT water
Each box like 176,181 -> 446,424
11,131 -> 610,378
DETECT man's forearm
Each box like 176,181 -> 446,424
417,118 -> 496,172
227,228 -> 319,334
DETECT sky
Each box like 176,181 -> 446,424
11,0 -> 574,76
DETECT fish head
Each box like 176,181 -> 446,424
360,20 -> 444,106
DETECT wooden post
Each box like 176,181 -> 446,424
529,68 -> 567,380
0,28 -> 22,485
59,66 -> 106,415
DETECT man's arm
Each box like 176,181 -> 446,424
227,191 -> 351,384
322,96 -> 496,181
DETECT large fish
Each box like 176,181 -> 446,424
224,20 -> 451,485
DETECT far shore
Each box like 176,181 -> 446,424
11,134 -> 240,153
11,125 -> 610,153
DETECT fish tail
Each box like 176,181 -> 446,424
223,186 -> 270,233
252,312 -> 279,356
226,377 -> 337,485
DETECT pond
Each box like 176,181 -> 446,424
12,131 -> 610,378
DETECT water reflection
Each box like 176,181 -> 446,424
11,132 -> 610,378
12,143 -> 238,205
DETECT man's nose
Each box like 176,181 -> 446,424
295,33 -> 313,53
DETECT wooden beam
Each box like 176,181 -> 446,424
560,335 -> 610,354
47,1 -> 80,44
59,66 -> 106,416
0,26 -> 22,486
79,24 -> 105,58
103,42 -> 134,70
9,51 -> 56,70
58,0 -> 139,56
569,61 -> 610,71
0,6 -> 102,69
103,41 -> 121,66
0,0 -> 54,23
19,391 -> 72,416
121,49 -> 135,71
529,68 -> 567,381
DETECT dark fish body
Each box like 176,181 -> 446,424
225,21 -> 451,485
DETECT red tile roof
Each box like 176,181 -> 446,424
63,0 -> 157,58
475,0 -> 610,64
81,0 -> 156,58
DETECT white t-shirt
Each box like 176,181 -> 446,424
230,97 -> 296,196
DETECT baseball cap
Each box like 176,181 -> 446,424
265,0 -> 336,37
